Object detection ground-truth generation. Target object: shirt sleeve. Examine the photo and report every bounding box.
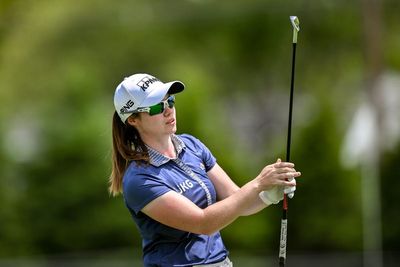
[199,139,216,172]
[123,171,171,214]
[180,134,216,172]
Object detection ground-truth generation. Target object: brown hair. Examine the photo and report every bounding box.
[109,111,149,196]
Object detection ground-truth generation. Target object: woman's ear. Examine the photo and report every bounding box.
[127,116,138,127]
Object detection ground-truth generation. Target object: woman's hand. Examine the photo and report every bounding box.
[256,158,300,191]
[257,158,301,205]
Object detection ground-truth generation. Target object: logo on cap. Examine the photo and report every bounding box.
[120,100,134,114]
[137,76,160,91]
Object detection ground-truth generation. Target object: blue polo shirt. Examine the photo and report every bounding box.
[122,134,229,267]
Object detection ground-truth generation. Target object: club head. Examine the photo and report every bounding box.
[290,16,300,43]
[290,16,300,32]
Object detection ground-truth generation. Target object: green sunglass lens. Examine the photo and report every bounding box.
[149,103,164,115]
[148,96,175,116]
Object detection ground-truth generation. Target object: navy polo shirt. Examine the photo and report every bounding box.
[122,134,229,267]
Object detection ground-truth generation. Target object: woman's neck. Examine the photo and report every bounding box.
[143,134,176,159]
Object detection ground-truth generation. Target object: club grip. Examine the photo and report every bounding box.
[279,219,288,265]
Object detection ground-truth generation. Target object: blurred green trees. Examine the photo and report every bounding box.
[0,0,399,259]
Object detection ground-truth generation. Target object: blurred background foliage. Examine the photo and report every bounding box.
[0,0,399,265]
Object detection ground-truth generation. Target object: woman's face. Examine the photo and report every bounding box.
[127,96,177,140]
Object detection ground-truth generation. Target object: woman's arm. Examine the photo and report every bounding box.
[207,163,268,215]
[206,163,240,200]
[141,161,299,235]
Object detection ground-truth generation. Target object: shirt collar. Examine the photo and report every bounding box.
[146,134,185,167]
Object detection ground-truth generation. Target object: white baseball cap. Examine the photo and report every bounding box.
[114,73,185,122]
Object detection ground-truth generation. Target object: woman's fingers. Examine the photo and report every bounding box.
[277,171,300,181]
[259,160,301,189]
[274,161,295,168]
[274,167,297,174]
[283,180,296,187]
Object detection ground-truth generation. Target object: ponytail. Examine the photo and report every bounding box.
[108,112,149,196]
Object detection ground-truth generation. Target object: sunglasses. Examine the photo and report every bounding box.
[133,95,175,116]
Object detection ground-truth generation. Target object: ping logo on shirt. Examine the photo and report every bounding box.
[199,163,205,171]
[137,76,160,91]
[176,179,194,194]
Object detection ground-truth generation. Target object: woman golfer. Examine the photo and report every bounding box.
[109,73,301,267]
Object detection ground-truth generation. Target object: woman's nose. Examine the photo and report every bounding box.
[163,104,173,116]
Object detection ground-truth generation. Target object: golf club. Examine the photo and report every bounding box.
[279,15,300,267]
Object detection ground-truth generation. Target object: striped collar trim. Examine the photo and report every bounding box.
[146,135,185,167]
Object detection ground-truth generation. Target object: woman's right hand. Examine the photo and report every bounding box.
[255,158,300,192]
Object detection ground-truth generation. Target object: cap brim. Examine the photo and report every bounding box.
[139,80,185,108]
[166,81,185,94]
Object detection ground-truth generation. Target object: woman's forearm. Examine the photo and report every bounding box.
[198,180,263,235]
